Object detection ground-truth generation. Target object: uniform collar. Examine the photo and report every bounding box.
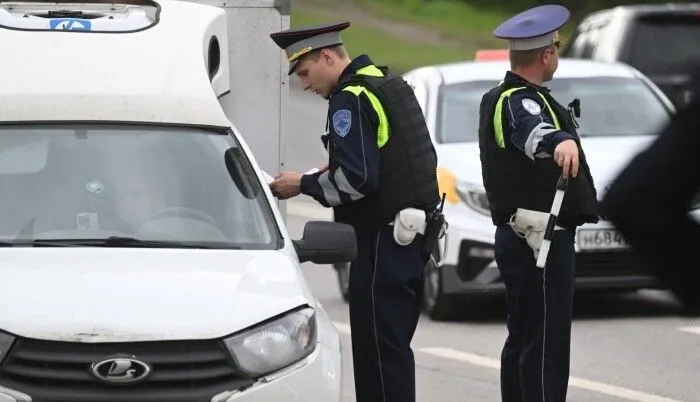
[338,54,374,82]
[504,71,551,93]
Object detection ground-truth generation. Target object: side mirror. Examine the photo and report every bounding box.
[293,221,357,264]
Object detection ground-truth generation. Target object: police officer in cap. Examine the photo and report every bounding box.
[477,5,598,401]
[268,21,443,402]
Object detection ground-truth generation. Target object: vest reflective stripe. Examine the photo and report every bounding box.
[492,86,562,148]
[341,65,390,148]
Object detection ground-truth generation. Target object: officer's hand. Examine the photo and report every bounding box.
[270,171,302,199]
[553,139,579,178]
[318,163,329,173]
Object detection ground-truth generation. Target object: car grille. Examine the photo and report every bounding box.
[0,338,254,402]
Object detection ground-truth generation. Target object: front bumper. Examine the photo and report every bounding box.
[0,343,340,402]
[441,259,661,296]
[0,325,341,402]
[213,343,341,402]
[440,219,662,296]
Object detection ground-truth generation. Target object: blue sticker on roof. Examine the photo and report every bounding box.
[50,19,92,31]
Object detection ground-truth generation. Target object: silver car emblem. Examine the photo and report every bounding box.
[90,354,152,385]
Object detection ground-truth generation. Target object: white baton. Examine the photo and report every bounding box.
[536,174,568,268]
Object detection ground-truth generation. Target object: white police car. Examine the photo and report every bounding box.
[0,1,351,401]
[402,57,683,320]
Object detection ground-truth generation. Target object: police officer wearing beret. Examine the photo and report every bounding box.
[477,5,598,402]
[268,22,443,402]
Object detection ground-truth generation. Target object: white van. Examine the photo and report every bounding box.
[0,1,354,401]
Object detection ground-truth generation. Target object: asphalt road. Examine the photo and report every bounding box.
[279,84,700,402]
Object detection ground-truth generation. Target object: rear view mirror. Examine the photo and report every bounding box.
[293,221,357,264]
[224,147,260,200]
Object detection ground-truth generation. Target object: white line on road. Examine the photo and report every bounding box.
[419,347,682,402]
[417,346,500,370]
[332,321,681,402]
[678,326,700,336]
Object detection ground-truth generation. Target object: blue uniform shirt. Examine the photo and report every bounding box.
[502,71,574,159]
[300,55,380,207]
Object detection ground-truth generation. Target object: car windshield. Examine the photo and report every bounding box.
[628,14,700,75]
[0,124,280,249]
[437,76,672,143]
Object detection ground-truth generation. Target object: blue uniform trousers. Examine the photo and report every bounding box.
[349,225,427,402]
[494,225,576,402]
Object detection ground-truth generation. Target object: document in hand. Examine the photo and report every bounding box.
[262,170,275,185]
[262,168,319,186]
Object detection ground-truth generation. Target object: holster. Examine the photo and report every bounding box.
[392,208,426,246]
[508,208,563,261]
[391,205,448,257]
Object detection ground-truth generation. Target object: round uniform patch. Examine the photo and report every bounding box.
[521,98,542,115]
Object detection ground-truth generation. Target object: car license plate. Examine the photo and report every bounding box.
[576,228,629,251]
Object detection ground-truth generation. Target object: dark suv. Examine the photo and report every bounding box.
[562,3,700,109]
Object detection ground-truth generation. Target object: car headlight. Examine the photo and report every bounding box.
[0,331,15,364]
[455,181,491,216]
[223,307,317,378]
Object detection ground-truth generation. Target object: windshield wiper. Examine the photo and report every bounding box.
[0,239,80,247]
[30,237,234,249]
[0,241,28,247]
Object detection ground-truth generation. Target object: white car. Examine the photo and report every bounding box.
[401,57,683,320]
[0,1,353,401]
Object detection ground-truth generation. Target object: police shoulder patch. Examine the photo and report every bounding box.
[521,98,542,115]
[332,109,352,138]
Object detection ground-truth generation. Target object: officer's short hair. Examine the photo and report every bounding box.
[509,44,555,69]
[303,44,348,63]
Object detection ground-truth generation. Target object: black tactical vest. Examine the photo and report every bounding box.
[478,80,599,228]
[329,67,440,234]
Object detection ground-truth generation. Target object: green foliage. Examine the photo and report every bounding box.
[292,10,477,73]
[357,0,689,23]
[290,0,677,73]
[350,0,578,43]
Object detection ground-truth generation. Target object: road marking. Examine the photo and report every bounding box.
[286,201,332,220]
[678,326,700,336]
[419,347,682,402]
[331,321,681,402]
[417,346,500,370]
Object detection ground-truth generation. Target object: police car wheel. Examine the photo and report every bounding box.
[423,252,459,321]
[335,262,350,303]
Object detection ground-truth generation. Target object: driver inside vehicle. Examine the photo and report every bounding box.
[98,147,173,235]
[104,153,227,242]
[114,171,168,231]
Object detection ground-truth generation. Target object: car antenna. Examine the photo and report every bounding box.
[438,192,446,212]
